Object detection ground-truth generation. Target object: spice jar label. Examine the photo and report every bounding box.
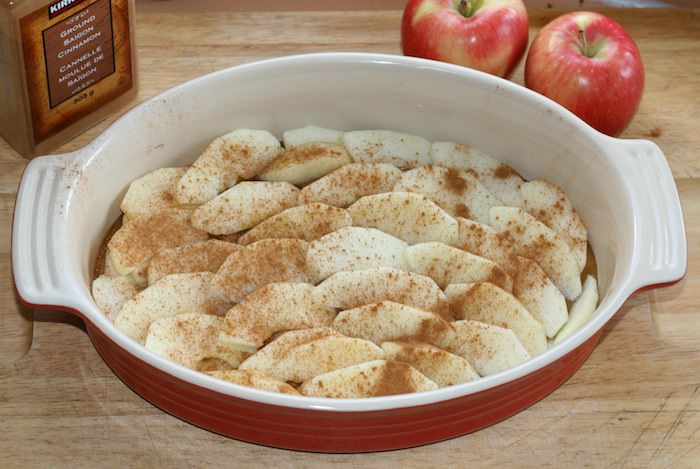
[20,0,133,144]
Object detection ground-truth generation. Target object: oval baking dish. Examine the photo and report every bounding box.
[12,53,687,452]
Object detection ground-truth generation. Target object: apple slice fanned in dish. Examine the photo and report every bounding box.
[176,129,281,205]
[445,282,547,356]
[333,301,454,345]
[405,241,513,292]
[239,204,352,245]
[431,142,524,208]
[144,313,249,369]
[191,181,299,235]
[455,217,518,275]
[147,239,240,285]
[313,267,450,319]
[512,256,569,338]
[218,282,336,352]
[206,370,300,395]
[393,164,503,224]
[306,227,409,283]
[211,238,310,303]
[259,143,351,185]
[120,167,187,221]
[113,272,231,343]
[380,341,480,387]
[348,192,458,245]
[521,179,588,271]
[272,336,384,383]
[299,163,402,208]
[239,327,343,376]
[282,125,344,149]
[553,275,599,346]
[441,320,531,377]
[107,208,209,285]
[490,206,582,300]
[92,274,141,320]
[298,360,438,398]
[342,129,431,169]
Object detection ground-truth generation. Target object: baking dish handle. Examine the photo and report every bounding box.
[615,139,687,293]
[12,154,84,314]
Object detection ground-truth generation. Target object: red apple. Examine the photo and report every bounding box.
[401,0,529,78]
[525,11,644,137]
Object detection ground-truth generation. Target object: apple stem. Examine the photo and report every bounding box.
[458,0,474,18]
[578,29,593,58]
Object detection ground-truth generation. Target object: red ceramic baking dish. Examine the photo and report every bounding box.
[12,53,687,452]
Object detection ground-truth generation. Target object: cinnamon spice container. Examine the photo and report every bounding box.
[0,0,137,158]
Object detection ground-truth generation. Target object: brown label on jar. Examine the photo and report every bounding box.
[20,0,133,144]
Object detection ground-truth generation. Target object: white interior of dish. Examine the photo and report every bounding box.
[52,53,641,411]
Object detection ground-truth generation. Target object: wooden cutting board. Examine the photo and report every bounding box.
[0,8,698,467]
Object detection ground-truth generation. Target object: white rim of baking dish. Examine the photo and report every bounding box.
[12,52,687,412]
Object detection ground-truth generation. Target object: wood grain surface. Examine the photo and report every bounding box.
[1,8,699,467]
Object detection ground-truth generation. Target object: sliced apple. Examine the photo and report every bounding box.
[521,179,588,271]
[298,360,438,398]
[210,238,310,303]
[191,181,299,235]
[405,242,513,292]
[176,129,281,205]
[455,217,518,274]
[107,208,209,284]
[238,203,352,245]
[342,129,431,169]
[259,143,351,185]
[120,167,188,220]
[441,320,531,376]
[333,301,455,345]
[206,369,300,395]
[445,283,547,356]
[113,272,231,343]
[238,327,342,375]
[513,256,568,338]
[306,227,409,283]
[393,164,503,224]
[298,163,402,208]
[218,282,336,352]
[553,276,599,345]
[313,267,450,319]
[91,274,141,320]
[490,206,582,300]
[348,192,458,245]
[147,239,240,285]
[104,252,120,277]
[282,125,344,149]
[273,336,384,383]
[381,341,479,386]
[431,142,524,207]
[145,313,249,368]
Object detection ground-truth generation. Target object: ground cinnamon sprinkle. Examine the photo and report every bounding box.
[466,324,491,361]
[147,240,239,284]
[161,191,175,203]
[444,167,469,195]
[486,266,509,290]
[212,238,310,302]
[371,360,417,396]
[263,143,348,172]
[493,163,519,180]
[299,163,401,207]
[393,316,454,345]
[107,208,208,271]
[455,203,472,219]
